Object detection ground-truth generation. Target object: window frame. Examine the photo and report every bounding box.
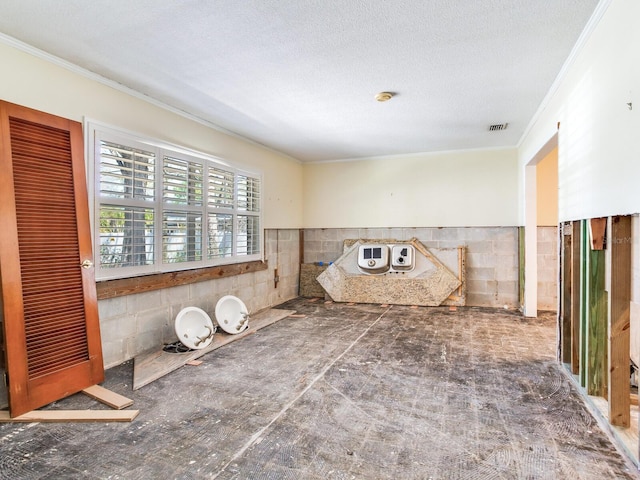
[86,121,263,281]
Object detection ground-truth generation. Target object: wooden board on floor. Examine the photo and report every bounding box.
[82,385,133,410]
[133,308,296,390]
[0,409,139,423]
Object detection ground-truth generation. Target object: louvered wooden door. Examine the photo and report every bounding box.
[0,101,104,417]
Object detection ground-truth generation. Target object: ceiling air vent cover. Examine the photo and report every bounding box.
[489,123,509,131]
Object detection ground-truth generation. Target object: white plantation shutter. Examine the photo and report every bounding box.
[91,124,262,279]
[237,175,260,212]
[163,155,204,206]
[208,166,234,210]
[99,141,155,200]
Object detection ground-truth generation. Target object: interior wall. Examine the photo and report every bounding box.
[302,148,519,228]
[536,147,559,311]
[536,147,559,226]
[519,0,640,222]
[0,40,303,229]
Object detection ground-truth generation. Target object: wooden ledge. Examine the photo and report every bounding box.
[97,260,268,300]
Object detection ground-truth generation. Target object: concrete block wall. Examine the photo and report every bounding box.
[537,226,558,311]
[303,227,520,308]
[98,228,300,368]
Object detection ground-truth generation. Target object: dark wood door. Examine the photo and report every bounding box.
[0,101,104,417]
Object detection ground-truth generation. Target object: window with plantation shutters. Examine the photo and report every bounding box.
[89,123,263,280]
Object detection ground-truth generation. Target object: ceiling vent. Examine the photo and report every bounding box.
[489,123,509,131]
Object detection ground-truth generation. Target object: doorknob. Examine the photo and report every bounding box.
[81,259,94,269]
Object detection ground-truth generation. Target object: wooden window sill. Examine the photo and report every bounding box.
[96,260,268,300]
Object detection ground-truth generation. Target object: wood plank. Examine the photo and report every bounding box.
[561,222,572,364]
[589,217,607,250]
[587,247,607,397]
[96,260,268,300]
[608,215,631,427]
[632,301,640,368]
[82,385,133,410]
[571,221,581,374]
[133,308,296,390]
[0,409,139,423]
[518,226,525,309]
[580,220,588,387]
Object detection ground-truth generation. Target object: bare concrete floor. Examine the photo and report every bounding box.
[1,298,638,479]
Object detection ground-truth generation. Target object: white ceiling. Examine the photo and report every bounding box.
[0,0,600,162]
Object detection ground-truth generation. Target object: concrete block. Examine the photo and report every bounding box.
[137,308,170,335]
[161,284,189,304]
[466,253,493,268]
[388,228,405,240]
[100,315,127,342]
[277,229,298,241]
[431,228,461,241]
[467,293,498,307]
[492,240,517,254]
[467,267,495,281]
[102,339,125,369]
[497,281,518,295]
[495,266,518,282]
[321,240,343,256]
[497,254,518,269]
[98,296,127,320]
[254,280,268,300]
[491,227,518,243]
[466,279,489,294]
[458,228,491,241]
[538,226,558,242]
[358,228,386,239]
[313,229,338,241]
[126,290,163,314]
[537,241,556,255]
[465,240,493,253]
[235,271,256,288]
[404,227,432,242]
[134,330,163,355]
[436,240,466,249]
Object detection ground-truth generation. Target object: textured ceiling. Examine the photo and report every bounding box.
[0,0,600,162]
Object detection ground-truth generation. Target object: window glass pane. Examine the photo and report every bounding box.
[208,166,234,209]
[207,213,233,259]
[237,175,260,212]
[99,141,155,200]
[99,205,154,268]
[162,211,202,263]
[237,215,260,255]
[163,155,203,206]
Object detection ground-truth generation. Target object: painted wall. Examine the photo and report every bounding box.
[536,147,559,226]
[0,39,303,229]
[302,148,519,228]
[519,0,640,222]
